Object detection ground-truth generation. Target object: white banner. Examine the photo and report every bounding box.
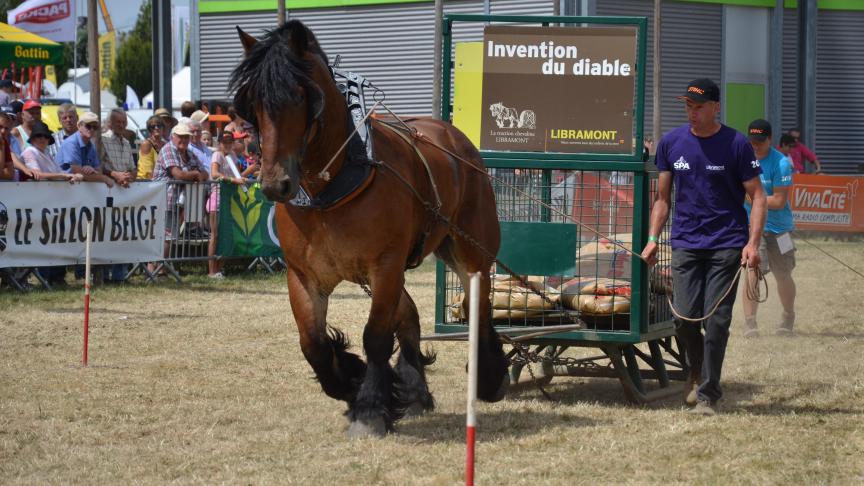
[0,182,166,268]
[7,0,76,43]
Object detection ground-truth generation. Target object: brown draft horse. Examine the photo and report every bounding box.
[230,20,507,437]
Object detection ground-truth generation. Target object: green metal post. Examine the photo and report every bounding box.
[440,16,453,121]
[631,171,649,335]
[541,170,552,223]
[435,260,446,327]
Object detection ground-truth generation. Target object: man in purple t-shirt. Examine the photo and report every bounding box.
[641,78,767,415]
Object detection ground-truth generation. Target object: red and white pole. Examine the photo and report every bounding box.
[466,272,480,486]
[82,220,92,366]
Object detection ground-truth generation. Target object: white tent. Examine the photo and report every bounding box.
[143,66,191,110]
[55,82,118,110]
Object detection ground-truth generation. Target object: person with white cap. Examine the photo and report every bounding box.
[179,116,211,176]
[189,110,212,160]
[56,112,113,187]
[153,122,209,252]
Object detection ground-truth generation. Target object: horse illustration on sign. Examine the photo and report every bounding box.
[489,102,536,129]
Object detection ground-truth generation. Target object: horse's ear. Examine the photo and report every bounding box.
[236,26,257,55]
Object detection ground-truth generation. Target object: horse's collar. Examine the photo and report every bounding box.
[287,156,380,210]
[288,105,378,210]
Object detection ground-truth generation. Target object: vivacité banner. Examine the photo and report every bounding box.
[0,182,166,268]
[480,25,638,155]
[216,182,282,257]
[790,174,864,232]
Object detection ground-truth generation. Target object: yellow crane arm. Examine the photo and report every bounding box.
[98,0,114,32]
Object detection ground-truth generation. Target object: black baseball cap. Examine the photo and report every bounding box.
[748,119,772,141]
[677,78,720,103]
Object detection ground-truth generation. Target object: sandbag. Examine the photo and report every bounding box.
[559,294,631,315]
[576,233,632,279]
[558,276,632,315]
[560,276,631,298]
[450,274,559,320]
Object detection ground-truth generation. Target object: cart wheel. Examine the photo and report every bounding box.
[603,339,688,404]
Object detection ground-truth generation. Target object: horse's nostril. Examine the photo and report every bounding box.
[261,176,297,202]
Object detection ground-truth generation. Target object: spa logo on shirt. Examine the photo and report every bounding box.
[673,156,690,171]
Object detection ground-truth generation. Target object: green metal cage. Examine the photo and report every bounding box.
[433,14,687,402]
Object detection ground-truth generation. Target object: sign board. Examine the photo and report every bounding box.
[479,25,638,155]
[790,174,864,232]
[0,182,166,267]
[98,31,116,90]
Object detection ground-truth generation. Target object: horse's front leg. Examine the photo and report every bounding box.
[288,269,366,404]
[346,268,406,438]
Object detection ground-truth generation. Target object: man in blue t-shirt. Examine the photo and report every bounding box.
[56,111,114,187]
[742,119,797,337]
[641,78,767,415]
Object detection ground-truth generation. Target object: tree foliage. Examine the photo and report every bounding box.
[109,0,152,105]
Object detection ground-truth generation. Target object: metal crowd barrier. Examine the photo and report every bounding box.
[130,180,286,283]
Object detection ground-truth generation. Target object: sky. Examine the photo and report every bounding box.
[75,0,189,34]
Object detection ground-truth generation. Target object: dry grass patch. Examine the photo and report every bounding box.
[1,242,863,484]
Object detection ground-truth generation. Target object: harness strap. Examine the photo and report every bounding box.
[377,120,443,211]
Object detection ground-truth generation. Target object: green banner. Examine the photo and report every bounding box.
[217,182,283,257]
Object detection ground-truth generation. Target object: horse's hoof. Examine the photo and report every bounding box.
[347,417,387,438]
[488,374,510,402]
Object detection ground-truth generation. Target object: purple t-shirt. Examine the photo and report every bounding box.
[656,124,761,250]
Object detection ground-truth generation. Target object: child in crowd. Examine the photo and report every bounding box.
[206,132,247,279]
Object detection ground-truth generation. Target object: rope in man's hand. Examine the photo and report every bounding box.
[666,263,767,323]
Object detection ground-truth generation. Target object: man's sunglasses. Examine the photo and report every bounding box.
[83,123,99,130]
[148,124,164,130]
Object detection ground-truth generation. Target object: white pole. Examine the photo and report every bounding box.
[465,271,480,486]
[82,220,92,366]
[73,10,78,107]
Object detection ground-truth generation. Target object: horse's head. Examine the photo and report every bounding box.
[230,21,336,202]
[489,103,502,117]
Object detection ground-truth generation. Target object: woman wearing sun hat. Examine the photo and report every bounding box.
[22,122,83,183]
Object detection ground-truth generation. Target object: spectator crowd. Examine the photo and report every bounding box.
[0,96,262,289]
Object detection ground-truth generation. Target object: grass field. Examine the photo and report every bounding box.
[1,240,863,485]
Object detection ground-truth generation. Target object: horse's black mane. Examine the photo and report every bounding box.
[229,20,329,124]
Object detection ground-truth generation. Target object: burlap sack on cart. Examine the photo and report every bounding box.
[576,233,632,280]
[558,276,632,315]
[450,274,559,320]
